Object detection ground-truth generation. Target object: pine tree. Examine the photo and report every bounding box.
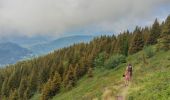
[18,77,27,99]
[157,16,170,51]
[41,79,52,100]
[0,74,4,93]
[1,78,9,97]
[50,72,62,96]
[129,27,144,54]
[146,19,161,45]
[74,63,86,79]
[64,65,76,90]
[142,27,150,44]
[26,70,38,98]
[41,72,61,100]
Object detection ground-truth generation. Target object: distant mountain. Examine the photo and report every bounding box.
[30,35,93,55]
[0,35,54,48]
[0,42,32,66]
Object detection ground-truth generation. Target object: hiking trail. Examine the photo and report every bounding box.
[115,83,130,100]
[101,81,131,100]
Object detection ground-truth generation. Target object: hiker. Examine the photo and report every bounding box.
[124,67,130,86]
[123,64,133,86]
[127,64,133,81]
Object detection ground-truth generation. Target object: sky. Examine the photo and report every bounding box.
[0,0,170,38]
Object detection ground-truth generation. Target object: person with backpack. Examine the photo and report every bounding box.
[127,64,133,81]
[123,64,133,86]
[124,67,130,86]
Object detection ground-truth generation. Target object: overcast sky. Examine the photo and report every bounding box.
[0,0,170,38]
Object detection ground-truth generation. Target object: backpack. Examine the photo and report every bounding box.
[128,66,132,72]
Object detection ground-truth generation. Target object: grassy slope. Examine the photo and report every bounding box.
[31,49,170,100]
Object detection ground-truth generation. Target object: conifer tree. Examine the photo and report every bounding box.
[142,27,150,44]
[114,33,130,56]
[129,27,144,54]
[0,74,4,92]
[146,19,161,45]
[41,79,52,100]
[64,65,76,90]
[1,78,8,97]
[18,77,27,99]
[157,16,170,51]
[26,70,38,98]
[41,72,61,100]
[50,72,62,96]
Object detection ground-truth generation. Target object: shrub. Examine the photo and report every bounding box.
[104,54,126,69]
[144,46,155,58]
[94,52,106,68]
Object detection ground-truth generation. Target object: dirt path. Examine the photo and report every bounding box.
[115,83,130,100]
[101,82,130,100]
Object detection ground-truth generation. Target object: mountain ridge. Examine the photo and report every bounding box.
[0,42,32,66]
[29,35,93,55]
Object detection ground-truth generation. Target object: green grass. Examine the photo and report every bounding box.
[31,48,170,100]
[52,65,125,100]
[128,50,170,100]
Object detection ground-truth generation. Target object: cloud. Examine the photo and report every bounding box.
[0,0,170,37]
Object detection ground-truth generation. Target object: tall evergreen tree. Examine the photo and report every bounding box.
[129,27,144,54]
[1,78,8,97]
[157,16,170,51]
[41,72,61,100]
[18,77,27,99]
[142,27,150,44]
[63,65,76,90]
[146,19,161,45]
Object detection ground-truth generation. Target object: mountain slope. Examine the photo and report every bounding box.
[31,47,169,100]
[0,42,32,66]
[0,16,169,100]
[30,46,170,100]
[30,35,93,55]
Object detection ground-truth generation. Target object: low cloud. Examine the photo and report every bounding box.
[0,0,170,37]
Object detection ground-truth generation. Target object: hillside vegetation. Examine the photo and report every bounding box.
[31,47,170,100]
[0,16,169,100]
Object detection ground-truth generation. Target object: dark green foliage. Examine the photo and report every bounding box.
[94,52,106,68]
[104,54,126,69]
[1,78,8,97]
[63,65,77,90]
[114,31,130,56]
[41,72,61,100]
[18,77,27,99]
[157,16,170,51]
[74,63,87,79]
[146,19,161,45]
[144,46,155,58]
[0,73,4,93]
[129,27,145,54]
[142,27,150,44]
